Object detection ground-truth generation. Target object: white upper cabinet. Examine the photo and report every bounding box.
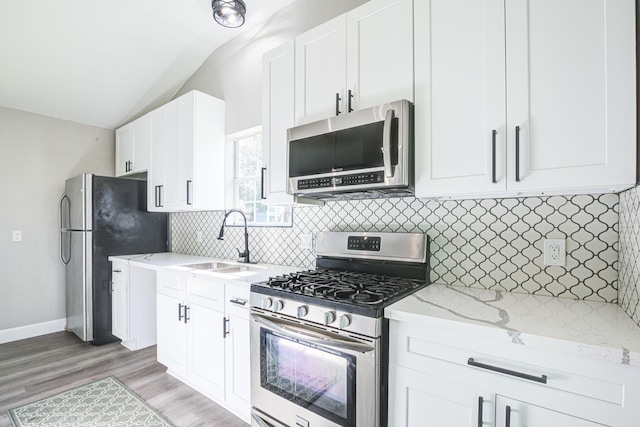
[294,0,414,125]
[148,90,226,212]
[415,0,637,199]
[262,41,297,204]
[115,115,151,176]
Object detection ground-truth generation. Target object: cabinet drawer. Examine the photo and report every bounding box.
[390,321,626,407]
[225,284,250,320]
[111,260,129,282]
[158,268,187,299]
[187,274,225,312]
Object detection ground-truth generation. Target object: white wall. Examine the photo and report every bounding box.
[176,0,369,134]
[0,107,114,335]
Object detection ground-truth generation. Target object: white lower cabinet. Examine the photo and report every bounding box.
[110,260,157,351]
[389,320,639,426]
[156,269,250,422]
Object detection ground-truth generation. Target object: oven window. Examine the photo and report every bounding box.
[260,328,356,427]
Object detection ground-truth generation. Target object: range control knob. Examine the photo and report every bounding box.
[273,299,285,312]
[262,297,273,310]
[339,314,352,329]
[324,311,336,325]
[297,305,309,318]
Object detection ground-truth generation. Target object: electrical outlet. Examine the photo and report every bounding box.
[195,231,203,243]
[543,238,566,266]
[300,233,313,250]
[12,230,22,242]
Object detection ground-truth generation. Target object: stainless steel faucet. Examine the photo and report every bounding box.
[217,209,250,264]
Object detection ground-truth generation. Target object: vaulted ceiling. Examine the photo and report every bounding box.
[0,0,296,129]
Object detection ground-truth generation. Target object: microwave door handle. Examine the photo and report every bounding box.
[382,108,395,178]
[252,314,374,353]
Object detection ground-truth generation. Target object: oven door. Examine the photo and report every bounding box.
[250,311,379,427]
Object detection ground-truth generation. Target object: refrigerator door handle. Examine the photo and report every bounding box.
[60,195,71,265]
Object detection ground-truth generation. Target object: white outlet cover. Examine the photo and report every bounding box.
[543,238,566,266]
[300,234,313,250]
[12,230,22,242]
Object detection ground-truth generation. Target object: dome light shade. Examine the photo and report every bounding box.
[212,0,246,28]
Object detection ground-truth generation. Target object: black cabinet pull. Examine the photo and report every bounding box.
[178,303,184,321]
[515,126,521,182]
[467,358,547,384]
[260,167,267,200]
[184,305,190,324]
[491,130,497,184]
[230,298,247,306]
[186,180,192,205]
[158,185,164,207]
[348,89,354,113]
[335,92,342,116]
[223,317,230,338]
[154,185,160,207]
[477,396,483,427]
[505,405,511,427]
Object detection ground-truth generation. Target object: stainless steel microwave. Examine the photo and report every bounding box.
[286,99,414,200]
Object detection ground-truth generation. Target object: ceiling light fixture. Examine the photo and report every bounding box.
[212,0,246,28]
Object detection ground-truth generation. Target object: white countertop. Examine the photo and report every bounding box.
[385,284,640,367]
[109,252,303,285]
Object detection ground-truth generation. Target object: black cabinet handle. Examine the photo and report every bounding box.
[505,405,511,427]
[260,167,267,200]
[477,396,483,427]
[186,180,192,205]
[348,89,353,113]
[230,298,247,306]
[467,358,547,384]
[178,303,184,322]
[158,185,164,207]
[184,305,190,324]
[335,92,342,116]
[515,126,521,182]
[491,130,497,184]
[223,317,230,338]
[154,185,160,207]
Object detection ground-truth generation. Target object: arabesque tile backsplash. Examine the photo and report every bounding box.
[172,193,626,304]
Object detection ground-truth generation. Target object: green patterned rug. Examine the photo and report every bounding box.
[7,376,175,427]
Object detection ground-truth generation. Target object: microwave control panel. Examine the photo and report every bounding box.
[297,171,384,190]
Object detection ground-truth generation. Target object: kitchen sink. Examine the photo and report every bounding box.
[184,261,238,270]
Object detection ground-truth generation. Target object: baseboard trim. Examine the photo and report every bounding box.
[0,318,66,344]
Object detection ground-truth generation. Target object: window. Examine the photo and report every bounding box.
[226,127,292,227]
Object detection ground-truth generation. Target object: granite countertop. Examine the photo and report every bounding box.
[385,284,640,367]
[108,252,303,285]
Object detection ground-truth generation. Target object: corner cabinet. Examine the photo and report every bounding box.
[414,0,637,199]
[294,0,414,125]
[115,115,151,176]
[156,269,251,423]
[147,90,226,212]
[389,320,640,426]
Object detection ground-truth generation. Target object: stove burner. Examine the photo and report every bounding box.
[262,269,424,306]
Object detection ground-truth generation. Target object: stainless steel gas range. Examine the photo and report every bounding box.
[250,231,429,427]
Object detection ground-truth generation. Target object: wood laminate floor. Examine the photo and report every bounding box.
[0,331,248,427]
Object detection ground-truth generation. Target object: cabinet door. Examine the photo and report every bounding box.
[162,100,181,211]
[294,15,347,125]
[262,41,296,204]
[346,0,414,111]
[111,279,128,340]
[115,124,133,177]
[148,107,166,212]
[224,313,251,419]
[157,294,187,378]
[415,0,507,198]
[177,94,195,209]
[188,303,225,402]
[390,365,494,427]
[505,0,636,193]
[496,396,608,427]
[132,116,151,173]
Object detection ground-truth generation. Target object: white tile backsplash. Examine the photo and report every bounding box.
[172,193,622,306]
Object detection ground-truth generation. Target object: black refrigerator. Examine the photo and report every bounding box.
[60,174,168,345]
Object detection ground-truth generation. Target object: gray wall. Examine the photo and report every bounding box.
[176,0,368,134]
[0,107,114,332]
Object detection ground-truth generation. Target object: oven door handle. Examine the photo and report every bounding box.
[253,314,375,353]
